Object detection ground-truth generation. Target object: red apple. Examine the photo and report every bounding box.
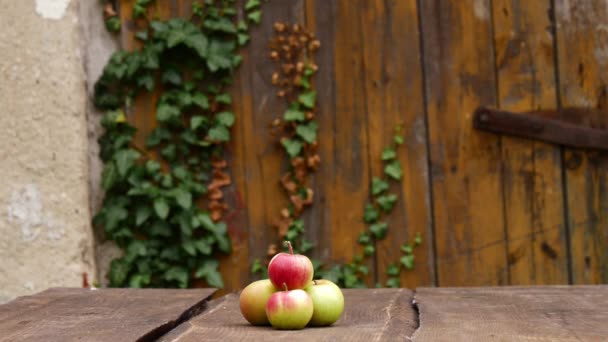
[268,241,313,290]
[305,279,344,326]
[265,285,313,330]
[239,279,276,325]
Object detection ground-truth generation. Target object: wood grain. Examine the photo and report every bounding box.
[491,0,568,285]
[302,0,336,262]
[412,286,608,341]
[359,0,434,287]
[236,0,305,271]
[328,0,375,285]
[555,0,608,284]
[420,0,507,286]
[0,288,216,342]
[160,288,417,341]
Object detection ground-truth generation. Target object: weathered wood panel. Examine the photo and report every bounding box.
[555,0,608,284]
[0,288,216,342]
[109,0,608,291]
[359,0,434,288]
[491,0,568,284]
[420,0,507,286]
[160,288,417,341]
[412,286,608,341]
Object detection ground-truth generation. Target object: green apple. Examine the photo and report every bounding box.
[265,287,313,330]
[239,279,277,325]
[305,279,344,326]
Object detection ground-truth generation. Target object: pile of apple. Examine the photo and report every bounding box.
[239,241,344,330]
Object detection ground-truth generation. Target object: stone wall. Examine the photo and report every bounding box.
[0,0,114,303]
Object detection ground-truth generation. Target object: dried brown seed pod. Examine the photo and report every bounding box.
[277,90,286,97]
[270,50,279,60]
[296,62,304,73]
[271,72,280,84]
[309,40,321,51]
[305,111,315,120]
[273,22,286,32]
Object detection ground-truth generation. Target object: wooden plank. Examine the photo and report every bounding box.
[490,0,568,285]
[160,288,417,341]
[326,0,375,285]
[412,286,608,341]
[0,287,216,342]
[420,0,507,285]
[555,0,608,284]
[219,0,253,294]
[359,0,434,287]
[237,0,305,272]
[301,0,336,262]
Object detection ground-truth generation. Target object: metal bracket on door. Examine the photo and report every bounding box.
[473,106,608,150]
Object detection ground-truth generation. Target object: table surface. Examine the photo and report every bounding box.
[1,286,607,341]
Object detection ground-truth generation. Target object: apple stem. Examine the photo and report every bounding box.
[284,241,294,255]
[282,283,288,291]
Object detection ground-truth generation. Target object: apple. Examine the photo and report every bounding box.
[239,279,277,325]
[265,285,313,330]
[305,279,344,326]
[268,241,314,290]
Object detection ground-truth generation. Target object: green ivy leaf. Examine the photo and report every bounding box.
[300,239,314,253]
[192,93,209,109]
[369,222,388,239]
[216,111,235,127]
[108,259,129,286]
[105,17,121,33]
[400,254,415,270]
[182,240,197,256]
[174,188,192,209]
[281,139,303,158]
[414,232,423,246]
[401,243,413,254]
[386,277,400,288]
[149,222,171,237]
[195,260,224,288]
[215,93,232,104]
[194,239,212,255]
[298,91,316,109]
[157,104,180,122]
[129,274,151,288]
[364,244,375,256]
[371,177,389,196]
[384,160,403,180]
[115,149,140,177]
[284,106,305,122]
[135,30,148,41]
[153,198,170,219]
[206,40,236,71]
[204,17,237,33]
[376,194,398,212]
[247,10,262,24]
[135,206,151,226]
[296,121,318,143]
[184,33,208,58]
[164,266,189,288]
[386,263,400,276]
[101,163,118,191]
[245,0,260,10]
[394,135,404,145]
[363,204,380,223]
[213,222,231,253]
[238,33,249,46]
[358,265,369,275]
[358,232,371,245]
[190,116,207,130]
[162,69,182,85]
[167,30,187,48]
[208,125,230,142]
[381,148,396,161]
[237,21,248,31]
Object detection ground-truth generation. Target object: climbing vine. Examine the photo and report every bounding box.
[323,127,423,288]
[267,22,320,257]
[257,21,422,288]
[94,0,262,288]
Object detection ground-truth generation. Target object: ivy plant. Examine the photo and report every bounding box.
[94,0,261,288]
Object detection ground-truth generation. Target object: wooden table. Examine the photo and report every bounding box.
[1,286,607,341]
